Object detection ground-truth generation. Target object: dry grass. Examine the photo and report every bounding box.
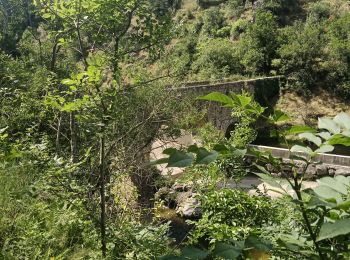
[276,88,350,126]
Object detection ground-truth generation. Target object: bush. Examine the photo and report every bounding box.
[191,38,242,79]
[189,189,276,245]
[202,7,228,37]
[237,11,279,75]
[277,21,325,91]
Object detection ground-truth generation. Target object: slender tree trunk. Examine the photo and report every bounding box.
[99,134,107,257]
[70,112,77,162]
[56,112,62,155]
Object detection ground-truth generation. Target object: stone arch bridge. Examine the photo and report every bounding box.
[175,76,282,137]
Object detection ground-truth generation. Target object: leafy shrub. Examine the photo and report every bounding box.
[277,21,325,91]
[191,38,242,79]
[237,11,279,75]
[202,7,228,37]
[188,189,276,245]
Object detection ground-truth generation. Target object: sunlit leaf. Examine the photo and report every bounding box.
[298,133,322,146]
[317,132,331,140]
[270,110,290,123]
[334,112,350,130]
[314,145,334,154]
[197,92,233,107]
[328,134,350,146]
[290,145,313,155]
[286,126,316,135]
[318,117,340,134]
[317,219,350,241]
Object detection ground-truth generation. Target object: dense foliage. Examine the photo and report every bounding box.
[159,0,350,98]
[1,0,350,259]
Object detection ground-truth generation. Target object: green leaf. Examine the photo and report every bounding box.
[245,236,273,252]
[167,151,193,168]
[286,125,316,135]
[197,92,233,106]
[318,117,340,134]
[163,148,177,155]
[317,177,349,195]
[314,145,334,154]
[307,195,336,209]
[232,148,247,157]
[334,113,350,130]
[317,219,350,241]
[188,144,199,153]
[290,145,313,155]
[150,158,169,165]
[213,243,242,260]
[195,148,219,165]
[61,79,76,85]
[317,132,331,140]
[255,173,288,193]
[270,110,290,123]
[213,144,229,153]
[298,133,322,146]
[328,134,350,146]
[235,94,251,107]
[181,247,208,259]
[313,185,342,202]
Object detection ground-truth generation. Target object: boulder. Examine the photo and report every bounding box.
[176,195,201,218]
[316,164,329,177]
[335,167,350,177]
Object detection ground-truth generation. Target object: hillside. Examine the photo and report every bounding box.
[155,0,350,102]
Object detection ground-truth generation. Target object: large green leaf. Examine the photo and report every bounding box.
[286,125,316,135]
[213,243,242,260]
[317,177,349,195]
[318,117,340,134]
[234,94,252,107]
[317,219,350,241]
[197,92,233,106]
[167,151,193,168]
[150,158,169,165]
[298,133,322,146]
[314,145,334,154]
[317,132,331,140]
[195,148,219,165]
[334,113,350,130]
[328,134,350,146]
[245,236,273,252]
[270,110,290,123]
[313,185,342,202]
[290,145,313,155]
[181,247,208,259]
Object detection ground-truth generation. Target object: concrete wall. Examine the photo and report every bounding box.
[249,144,350,167]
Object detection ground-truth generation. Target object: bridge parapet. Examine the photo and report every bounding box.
[175,76,282,133]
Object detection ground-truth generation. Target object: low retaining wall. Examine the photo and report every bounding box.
[249,144,350,167]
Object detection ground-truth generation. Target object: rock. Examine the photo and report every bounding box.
[316,164,329,177]
[172,183,191,192]
[305,164,317,179]
[328,167,336,176]
[176,195,201,218]
[335,167,350,177]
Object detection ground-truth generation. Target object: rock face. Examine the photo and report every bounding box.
[155,184,201,218]
[265,159,350,180]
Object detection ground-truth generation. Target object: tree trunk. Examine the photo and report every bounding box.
[99,134,107,257]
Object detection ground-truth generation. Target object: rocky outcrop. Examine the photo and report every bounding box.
[155,184,201,218]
